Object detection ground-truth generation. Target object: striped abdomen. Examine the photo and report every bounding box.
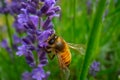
[60,44,71,67]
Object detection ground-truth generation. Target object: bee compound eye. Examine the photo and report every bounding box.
[48,39,55,45]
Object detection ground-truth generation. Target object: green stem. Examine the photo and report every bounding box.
[5,14,19,79]
[5,14,13,47]
[80,0,107,80]
[72,0,76,41]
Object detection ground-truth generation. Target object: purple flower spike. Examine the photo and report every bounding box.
[89,61,100,76]
[1,0,61,79]
[13,0,61,79]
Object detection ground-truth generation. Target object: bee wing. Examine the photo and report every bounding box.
[57,54,70,80]
[67,43,86,55]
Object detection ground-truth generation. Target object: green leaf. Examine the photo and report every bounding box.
[80,0,107,80]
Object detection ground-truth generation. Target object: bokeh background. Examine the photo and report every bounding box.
[0,0,120,80]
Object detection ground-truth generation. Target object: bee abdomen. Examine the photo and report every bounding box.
[65,59,71,67]
[60,49,71,67]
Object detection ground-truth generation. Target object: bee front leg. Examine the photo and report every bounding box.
[48,54,55,60]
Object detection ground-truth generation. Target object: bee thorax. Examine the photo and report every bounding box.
[55,41,65,52]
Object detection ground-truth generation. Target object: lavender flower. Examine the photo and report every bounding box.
[89,61,100,76]
[1,0,60,80]
[14,0,61,80]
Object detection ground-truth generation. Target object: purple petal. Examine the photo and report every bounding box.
[51,6,61,12]
[16,51,24,56]
[30,15,39,27]
[25,51,36,67]
[42,17,52,29]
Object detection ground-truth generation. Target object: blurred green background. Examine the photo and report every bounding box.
[0,0,120,80]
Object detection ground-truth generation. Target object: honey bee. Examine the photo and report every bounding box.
[44,34,85,80]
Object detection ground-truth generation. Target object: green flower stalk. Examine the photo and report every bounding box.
[5,14,13,48]
[80,0,107,80]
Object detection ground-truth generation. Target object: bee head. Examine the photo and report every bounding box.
[48,34,58,45]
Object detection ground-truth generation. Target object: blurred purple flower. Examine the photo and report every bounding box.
[20,0,39,14]
[0,0,24,14]
[32,67,50,80]
[0,39,12,53]
[89,61,100,76]
[13,34,21,44]
[0,39,13,58]
[22,71,33,80]
[12,34,21,50]
[0,39,9,49]
[86,0,92,14]
[13,19,26,33]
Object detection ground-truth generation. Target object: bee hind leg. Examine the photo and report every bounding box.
[62,66,70,80]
